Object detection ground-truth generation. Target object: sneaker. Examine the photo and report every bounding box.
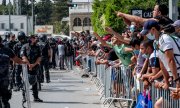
[34,98,43,102]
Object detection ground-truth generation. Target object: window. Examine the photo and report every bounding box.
[83,17,91,26]
[73,18,81,26]
[10,23,14,29]
[1,23,5,29]
[20,23,24,29]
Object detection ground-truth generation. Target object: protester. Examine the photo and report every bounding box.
[57,40,65,70]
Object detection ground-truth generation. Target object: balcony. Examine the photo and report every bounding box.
[69,8,93,14]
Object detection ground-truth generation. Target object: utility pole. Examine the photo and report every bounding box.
[88,0,90,31]
[26,0,29,35]
[9,0,11,32]
[169,0,178,21]
[32,0,34,34]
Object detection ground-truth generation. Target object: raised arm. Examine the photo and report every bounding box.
[93,32,110,47]
[105,27,130,45]
[116,11,148,25]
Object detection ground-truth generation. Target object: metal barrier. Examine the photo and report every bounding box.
[93,64,134,108]
[83,56,180,108]
[150,82,180,108]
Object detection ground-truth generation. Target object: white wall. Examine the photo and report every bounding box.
[0,15,33,35]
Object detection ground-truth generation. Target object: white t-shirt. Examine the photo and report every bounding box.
[58,44,65,56]
[158,34,180,75]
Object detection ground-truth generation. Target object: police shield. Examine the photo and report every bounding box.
[22,64,31,108]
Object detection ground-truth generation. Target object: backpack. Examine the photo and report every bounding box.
[158,34,180,70]
[0,53,10,80]
[170,35,180,70]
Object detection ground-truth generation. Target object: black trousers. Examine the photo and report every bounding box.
[0,80,11,108]
[22,76,38,100]
[40,58,50,82]
[15,65,22,87]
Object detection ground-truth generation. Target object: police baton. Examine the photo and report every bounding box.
[22,64,31,108]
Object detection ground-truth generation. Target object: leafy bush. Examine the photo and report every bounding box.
[92,0,156,36]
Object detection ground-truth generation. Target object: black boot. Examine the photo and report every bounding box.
[34,97,43,102]
[2,101,10,108]
[46,71,50,83]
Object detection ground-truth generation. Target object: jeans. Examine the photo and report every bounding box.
[59,55,65,69]
[65,56,73,70]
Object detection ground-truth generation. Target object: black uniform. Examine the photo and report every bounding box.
[49,41,57,69]
[20,43,41,99]
[0,44,16,108]
[38,41,51,83]
[6,40,17,50]
[13,42,25,89]
[3,40,18,90]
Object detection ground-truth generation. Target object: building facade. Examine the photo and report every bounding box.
[69,0,93,35]
[0,15,33,36]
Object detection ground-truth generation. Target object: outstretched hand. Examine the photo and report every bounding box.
[93,32,98,36]
[115,11,124,17]
[105,27,114,34]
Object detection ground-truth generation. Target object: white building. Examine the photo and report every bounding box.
[69,0,93,35]
[0,15,33,36]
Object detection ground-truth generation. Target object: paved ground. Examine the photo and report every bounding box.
[10,67,102,108]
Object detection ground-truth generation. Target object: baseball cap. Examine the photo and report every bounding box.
[102,34,112,41]
[140,20,160,35]
[172,20,180,27]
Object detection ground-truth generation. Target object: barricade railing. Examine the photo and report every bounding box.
[150,81,180,108]
[83,55,180,108]
[94,64,134,108]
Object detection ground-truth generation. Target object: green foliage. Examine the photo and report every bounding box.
[2,0,6,6]
[53,21,69,36]
[92,0,156,35]
[35,0,53,25]
[53,21,61,34]
[51,0,69,22]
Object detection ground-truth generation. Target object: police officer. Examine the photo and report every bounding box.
[6,34,18,90]
[38,34,51,83]
[2,32,11,46]
[21,35,43,102]
[7,34,17,49]
[49,38,57,69]
[0,36,25,108]
[13,31,27,91]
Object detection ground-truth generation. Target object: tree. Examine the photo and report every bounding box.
[21,0,30,15]
[92,0,156,35]
[2,0,6,6]
[35,0,53,25]
[51,0,69,22]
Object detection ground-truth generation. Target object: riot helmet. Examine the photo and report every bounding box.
[4,32,11,39]
[39,34,47,42]
[17,31,26,41]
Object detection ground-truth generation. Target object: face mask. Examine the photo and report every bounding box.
[142,54,149,59]
[146,33,155,40]
[130,25,135,33]
[133,50,140,55]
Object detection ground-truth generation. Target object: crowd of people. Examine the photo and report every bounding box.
[71,4,180,108]
[0,3,180,108]
[0,30,88,107]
